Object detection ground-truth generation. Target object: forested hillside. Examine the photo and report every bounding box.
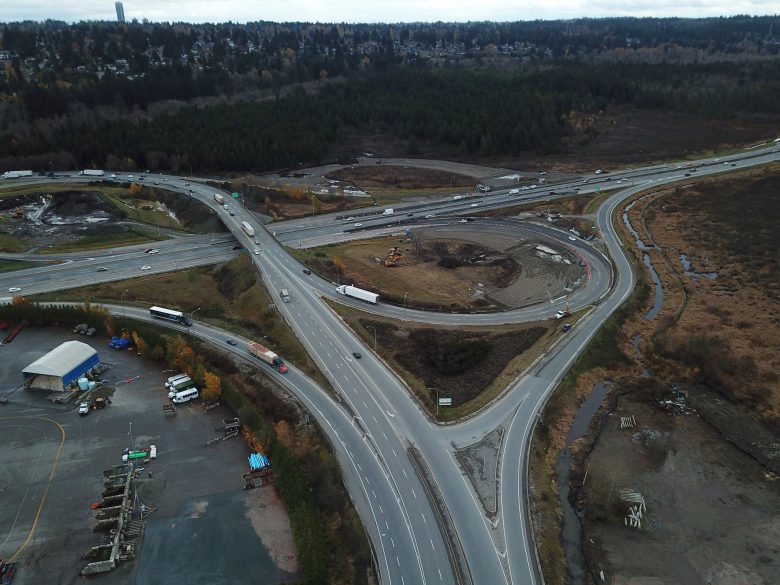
[1,16,779,172]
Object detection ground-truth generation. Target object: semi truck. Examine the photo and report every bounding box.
[241,221,255,237]
[2,170,33,179]
[214,193,225,204]
[248,341,288,373]
[335,285,379,304]
[80,169,104,176]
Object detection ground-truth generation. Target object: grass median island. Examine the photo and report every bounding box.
[0,259,39,272]
[37,226,166,253]
[327,299,564,420]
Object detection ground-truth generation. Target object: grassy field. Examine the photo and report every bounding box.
[32,255,328,386]
[37,227,167,253]
[324,299,588,420]
[0,232,30,252]
[0,259,39,272]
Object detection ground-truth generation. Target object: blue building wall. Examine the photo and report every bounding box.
[61,352,100,387]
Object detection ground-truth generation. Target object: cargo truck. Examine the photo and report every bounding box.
[279,289,291,303]
[241,221,255,237]
[248,341,288,373]
[335,285,379,304]
[214,193,225,204]
[382,208,395,215]
[2,170,33,179]
[80,169,104,176]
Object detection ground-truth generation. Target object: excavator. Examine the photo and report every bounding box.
[384,246,404,267]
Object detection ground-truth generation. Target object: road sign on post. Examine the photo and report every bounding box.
[231,192,240,198]
[438,397,452,407]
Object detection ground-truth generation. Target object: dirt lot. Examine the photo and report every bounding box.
[297,226,583,311]
[579,383,779,585]
[332,108,780,174]
[326,165,474,192]
[565,166,780,585]
[0,184,222,252]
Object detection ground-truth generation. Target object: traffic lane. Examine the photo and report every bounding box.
[0,251,239,296]
[259,255,456,583]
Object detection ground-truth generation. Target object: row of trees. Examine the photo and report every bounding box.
[0,300,369,583]
[3,61,778,172]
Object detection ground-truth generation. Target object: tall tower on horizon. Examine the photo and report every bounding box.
[115,1,126,23]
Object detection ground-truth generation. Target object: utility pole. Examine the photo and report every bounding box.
[121,289,129,317]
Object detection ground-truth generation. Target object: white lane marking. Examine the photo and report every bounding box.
[430,538,435,550]
[396,556,400,567]
[401,468,407,478]
[392,448,398,458]
[438,568,443,581]
[422,514,427,524]
[391,537,395,548]
[412,488,417,499]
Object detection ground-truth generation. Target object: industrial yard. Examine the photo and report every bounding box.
[0,326,297,585]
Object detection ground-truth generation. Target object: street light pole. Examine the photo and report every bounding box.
[190,307,201,334]
[367,326,376,351]
[404,291,408,308]
[121,289,129,317]
[430,387,440,415]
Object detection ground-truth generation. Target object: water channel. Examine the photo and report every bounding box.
[555,381,612,585]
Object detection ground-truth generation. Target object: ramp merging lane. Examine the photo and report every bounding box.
[1,142,778,584]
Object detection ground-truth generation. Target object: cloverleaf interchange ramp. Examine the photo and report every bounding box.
[1,141,779,584]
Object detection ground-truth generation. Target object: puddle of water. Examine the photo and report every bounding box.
[555,381,612,585]
[643,254,664,320]
[679,254,717,280]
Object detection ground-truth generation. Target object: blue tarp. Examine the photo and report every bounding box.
[248,453,270,470]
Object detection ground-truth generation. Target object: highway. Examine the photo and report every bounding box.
[1,139,778,584]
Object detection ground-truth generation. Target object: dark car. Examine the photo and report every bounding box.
[231,244,242,250]
[352,352,361,359]
[226,339,237,346]
[97,267,108,272]
[302,268,312,275]
[562,324,573,333]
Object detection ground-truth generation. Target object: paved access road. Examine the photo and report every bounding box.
[2,139,778,585]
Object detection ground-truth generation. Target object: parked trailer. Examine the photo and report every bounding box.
[248,341,288,373]
[2,170,33,179]
[241,221,255,237]
[80,169,104,176]
[214,193,225,204]
[335,285,379,304]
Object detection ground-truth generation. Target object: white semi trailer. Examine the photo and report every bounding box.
[335,285,379,304]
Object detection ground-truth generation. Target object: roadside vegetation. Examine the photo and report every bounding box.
[2,298,370,584]
[0,259,38,272]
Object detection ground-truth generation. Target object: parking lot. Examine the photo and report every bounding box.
[0,326,298,584]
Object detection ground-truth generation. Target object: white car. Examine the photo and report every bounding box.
[78,401,91,415]
[254,249,260,255]
[147,249,159,254]
[141,265,152,270]
[425,214,435,219]
[509,188,519,194]
[354,223,363,228]
[568,236,577,241]
[346,216,355,221]
[459,219,468,223]
[8,287,21,293]
[470,203,479,207]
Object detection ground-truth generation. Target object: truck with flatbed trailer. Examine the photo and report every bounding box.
[2,170,33,179]
[80,169,104,176]
[214,193,225,204]
[248,341,288,373]
[336,284,379,304]
[241,221,255,237]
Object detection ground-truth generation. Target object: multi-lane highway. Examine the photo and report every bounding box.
[1,138,778,584]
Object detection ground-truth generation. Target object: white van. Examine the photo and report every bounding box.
[165,374,188,388]
[172,388,199,404]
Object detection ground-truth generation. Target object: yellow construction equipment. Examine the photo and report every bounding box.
[384,246,404,267]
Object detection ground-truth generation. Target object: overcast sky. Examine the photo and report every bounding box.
[1,0,777,24]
